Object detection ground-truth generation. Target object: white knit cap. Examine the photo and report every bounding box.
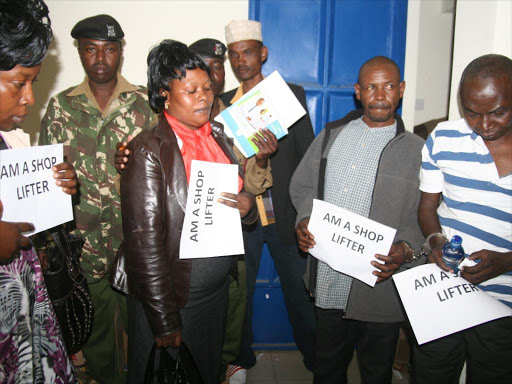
[225,20,262,45]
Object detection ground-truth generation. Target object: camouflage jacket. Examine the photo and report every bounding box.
[39,74,156,281]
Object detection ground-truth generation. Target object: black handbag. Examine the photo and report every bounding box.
[42,227,93,355]
[144,342,203,384]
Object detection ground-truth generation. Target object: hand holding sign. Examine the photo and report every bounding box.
[393,263,511,344]
[0,200,34,262]
[373,242,408,283]
[0,144,73,234]
[306,199,397,287]
[53,161,78,195]
[461,249,512,285]
[296,217,316,253]
[218,191,254,218]
[180,160,244,259]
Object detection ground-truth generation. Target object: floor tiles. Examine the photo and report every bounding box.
[245,350,410,383]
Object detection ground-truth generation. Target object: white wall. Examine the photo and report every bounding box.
[448,0,512,120]
[403,0,455,132]
[23,0,249,142]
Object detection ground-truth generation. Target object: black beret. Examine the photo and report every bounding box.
[71,14,124,41]
[189,38,226,59]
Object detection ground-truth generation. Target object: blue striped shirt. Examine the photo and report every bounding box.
[420,119,512,308]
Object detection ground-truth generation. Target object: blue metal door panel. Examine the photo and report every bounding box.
[329,0,405,85]
[255,0,326,84]
[305,91,324,135]
[252,246,295,347]
[249,0,408,347]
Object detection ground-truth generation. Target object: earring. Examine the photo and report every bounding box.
[164,102,169,110]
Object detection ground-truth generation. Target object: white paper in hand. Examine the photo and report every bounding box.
[307,199,396,287]
[180,160,244,259]
[393,263,512,344]
[0,144,73,234]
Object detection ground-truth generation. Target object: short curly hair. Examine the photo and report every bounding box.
[0,0,53,71]
[459,54,512,102]
[147,39,210,113]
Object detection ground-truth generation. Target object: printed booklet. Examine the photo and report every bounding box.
[215,71,306,158]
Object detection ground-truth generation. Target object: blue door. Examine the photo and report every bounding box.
[249,0,408,348]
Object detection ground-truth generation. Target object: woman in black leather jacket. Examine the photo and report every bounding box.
[111,40,257,383]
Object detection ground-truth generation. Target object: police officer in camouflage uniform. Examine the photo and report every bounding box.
[39,14,155,384]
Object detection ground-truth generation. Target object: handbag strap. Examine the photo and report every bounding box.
[50,227,79,271]
[144,343,157,384]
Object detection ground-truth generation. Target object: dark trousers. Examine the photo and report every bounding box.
[314,308,400,384]
[414,316,512,384]
[82,276,127,384]
[127,284,229,384]
[219,260,247,382]
[234,221,316,370]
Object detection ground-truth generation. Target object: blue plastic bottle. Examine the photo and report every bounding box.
[442,235,465,273]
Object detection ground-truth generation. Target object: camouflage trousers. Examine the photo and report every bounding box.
[82,276,128,384]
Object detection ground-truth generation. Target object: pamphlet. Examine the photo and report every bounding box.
[216,71,306,158]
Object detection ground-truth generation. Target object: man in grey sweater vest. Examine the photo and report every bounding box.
[289,56,425,384]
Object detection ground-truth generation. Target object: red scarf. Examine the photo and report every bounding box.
[164,112,243,192]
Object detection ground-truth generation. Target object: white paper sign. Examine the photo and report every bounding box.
[0,144,73,234]
[180,160,244,259]
[393,263,512,344]
[307,199,397,287]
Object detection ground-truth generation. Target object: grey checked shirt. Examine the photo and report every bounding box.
[315,117,396,309]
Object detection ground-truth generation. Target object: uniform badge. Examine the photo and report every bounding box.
[106,24,116,38]
[214,43,223,56]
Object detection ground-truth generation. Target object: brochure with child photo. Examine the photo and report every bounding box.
[215,71,306,158]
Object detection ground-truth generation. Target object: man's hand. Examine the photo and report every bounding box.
[155,330,182,349]
[115,135,133,173]
[296,218,315,253]
[427,236,452,272]
[0,200,34,262]
[218,192,254,218]
[252,129,278,169]
[53,162,78,195]
[461,250,512,284]
[372,242,407,283]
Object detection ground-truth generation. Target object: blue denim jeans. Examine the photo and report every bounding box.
[234,220,316,370]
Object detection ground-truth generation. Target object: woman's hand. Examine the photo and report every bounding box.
[114,135,133,173]
[0,200,34,262]
[155,330,182,349]
[53,162,78,195]
[218,192,254,218]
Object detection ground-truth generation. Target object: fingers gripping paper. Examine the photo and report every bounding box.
[179,160,244,259]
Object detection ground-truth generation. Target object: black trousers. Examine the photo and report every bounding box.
[126,284,229,384]
[234,221,316,371]
[414,316,512,384]
[314,308,400,384]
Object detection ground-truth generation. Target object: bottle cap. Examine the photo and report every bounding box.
[451,235,462,246]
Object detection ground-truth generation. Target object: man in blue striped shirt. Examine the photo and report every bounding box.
[415,54,512,384]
